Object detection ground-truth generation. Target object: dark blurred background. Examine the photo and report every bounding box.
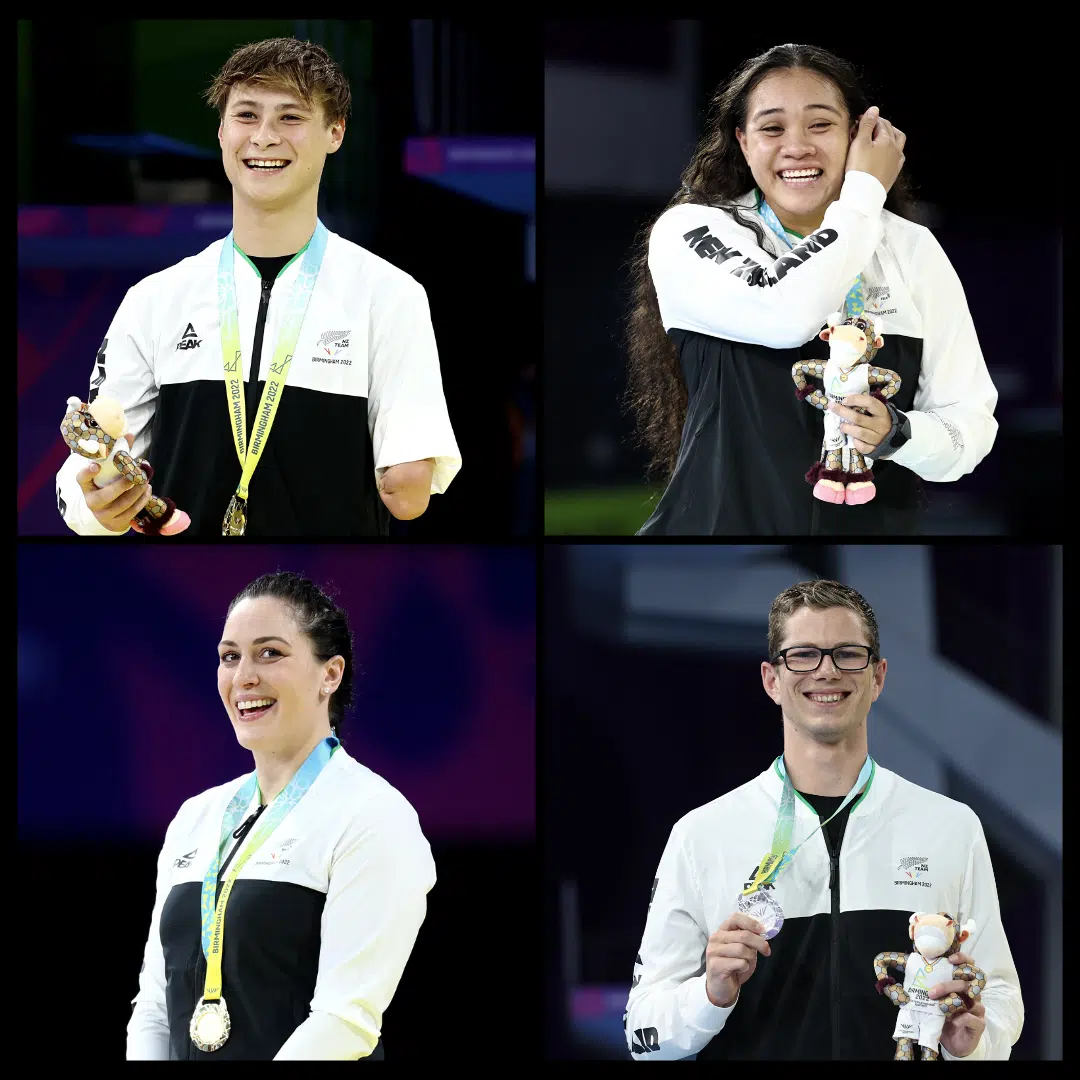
[18,19,536,537]
[18,543,535,1060]
[543,22,1063,535]
[543,543,1061,1059]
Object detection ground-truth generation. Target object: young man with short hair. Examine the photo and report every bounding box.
[626,580,1023,1060]
[57,37,460,537]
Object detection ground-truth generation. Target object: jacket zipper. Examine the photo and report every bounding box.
[819,812,844,1059]
[247,275,276,408]
[189,803,265,1058]
[828,844,840,1057]
[217,803,266,889]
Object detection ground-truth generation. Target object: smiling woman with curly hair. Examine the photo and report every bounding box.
[624,44,998,536]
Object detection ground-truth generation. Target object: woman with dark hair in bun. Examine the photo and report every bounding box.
[127,571,433,1060]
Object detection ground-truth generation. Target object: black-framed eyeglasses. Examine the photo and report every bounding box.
[772,645,876,672]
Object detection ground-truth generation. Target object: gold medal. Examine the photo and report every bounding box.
[222,494,247,537]
[190,996,231,1052]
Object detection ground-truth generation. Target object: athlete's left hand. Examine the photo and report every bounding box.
[827,393,892,456]
[931,952,987,1058]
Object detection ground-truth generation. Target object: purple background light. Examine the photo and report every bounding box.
[18,544,535,843]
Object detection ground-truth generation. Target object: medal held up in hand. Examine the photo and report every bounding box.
[737,850,788,939]
[737,887,785,940]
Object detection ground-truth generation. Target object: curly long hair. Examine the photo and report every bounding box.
[624,44,919,481]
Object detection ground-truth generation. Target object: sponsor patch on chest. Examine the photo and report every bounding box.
[312,328,352,366]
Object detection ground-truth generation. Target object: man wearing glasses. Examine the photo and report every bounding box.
[625,580,1023,1061]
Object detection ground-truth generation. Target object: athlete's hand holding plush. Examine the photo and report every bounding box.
[792,312,901,506]
[873,911,988,1060]
[62,396,190,535]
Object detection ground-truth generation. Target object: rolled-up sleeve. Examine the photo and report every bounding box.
[367,276,462,495]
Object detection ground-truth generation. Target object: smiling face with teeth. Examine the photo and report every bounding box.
[217,595,343,764]
[761,605,887,790]
[217,82,345,255]
[735,68,857,238]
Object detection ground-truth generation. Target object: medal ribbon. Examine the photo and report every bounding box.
[756,190,865,319]
[742,753,874,896]
[198,735,339,1001]
[218,220,329,503]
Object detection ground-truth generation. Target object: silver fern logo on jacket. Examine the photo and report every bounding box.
[895,856,931,886]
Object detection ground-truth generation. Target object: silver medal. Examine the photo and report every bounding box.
[737,889,785,939]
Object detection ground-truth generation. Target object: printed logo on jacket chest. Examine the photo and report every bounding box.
[896,855,932,887]
[253,836,300,867]
[311,329,351,366]
[175,322,202,351]
[862,284,897,317]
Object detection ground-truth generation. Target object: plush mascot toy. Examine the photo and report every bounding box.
[60,396,189,535]
[792,312,901,506]
[873,911,987,1061]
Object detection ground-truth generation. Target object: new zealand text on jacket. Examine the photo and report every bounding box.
[639,171,997,535]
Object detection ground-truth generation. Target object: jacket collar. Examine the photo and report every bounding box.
[762,754,882,818]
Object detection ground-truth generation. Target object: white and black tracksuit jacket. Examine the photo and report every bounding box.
[638,172,998,535]
[127,747,435,1060]
[56,230,461,537]
[625,758,1023,1060]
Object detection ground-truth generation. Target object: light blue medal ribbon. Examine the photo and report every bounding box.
[756,190,865,319]
[750,753,876,893]
[198,735,340,956]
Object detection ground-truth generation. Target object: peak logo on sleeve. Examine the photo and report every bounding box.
[173,848,198,869]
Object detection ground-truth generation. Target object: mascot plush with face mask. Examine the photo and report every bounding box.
[873,912,987,1061]
[792,312,901,506]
